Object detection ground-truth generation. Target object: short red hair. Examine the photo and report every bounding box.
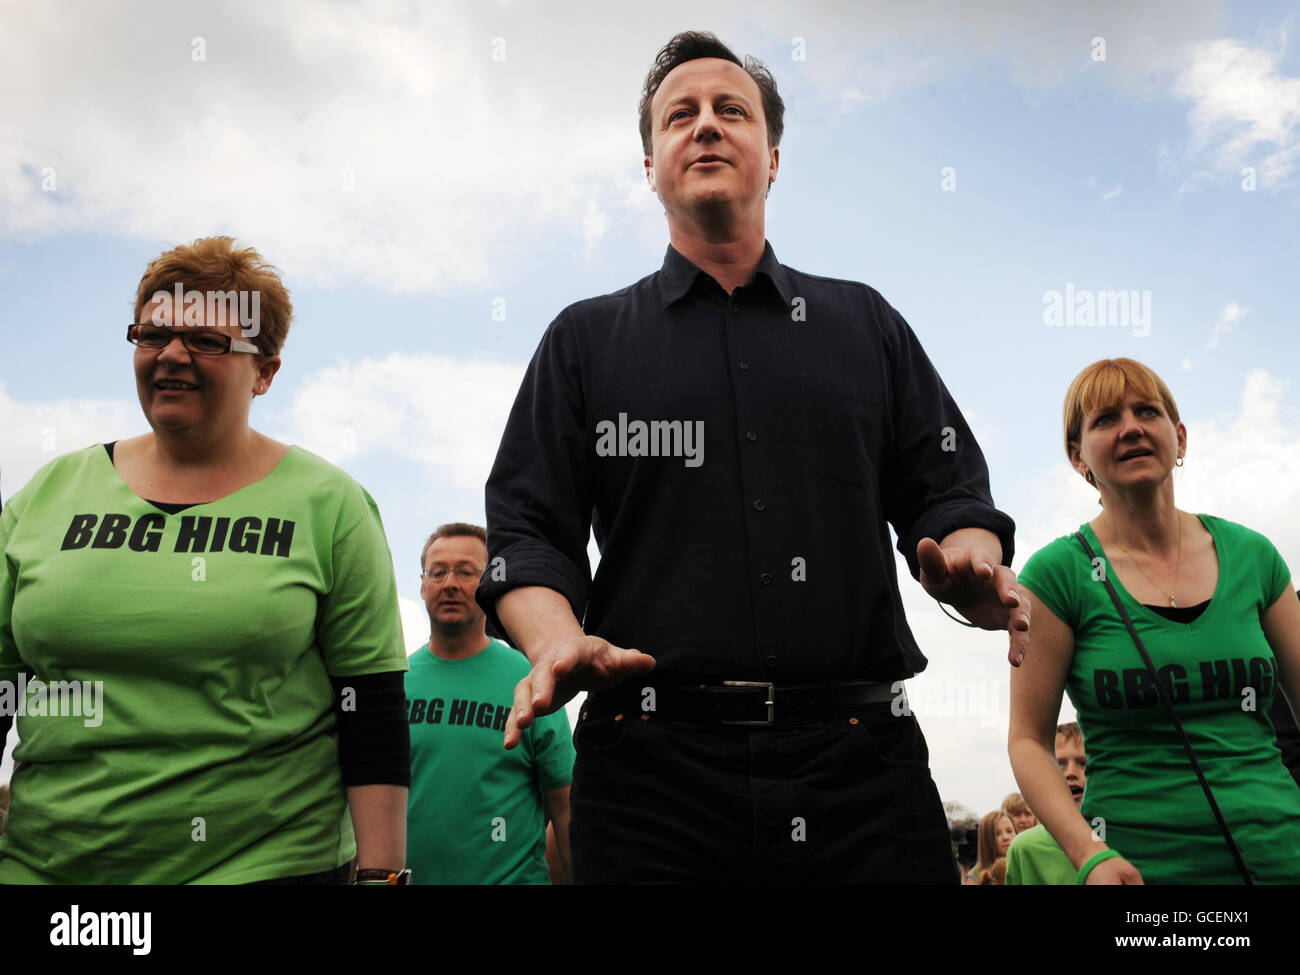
[134,236,293,359]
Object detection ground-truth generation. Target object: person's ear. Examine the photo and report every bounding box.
[254,354,282,396]
[645,155,656,193]
[1068,441,1089,480]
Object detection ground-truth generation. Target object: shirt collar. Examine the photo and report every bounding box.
[659,240,794,309]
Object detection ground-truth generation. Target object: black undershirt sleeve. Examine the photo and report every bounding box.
[329,671,411,788]
[0,678,411,788]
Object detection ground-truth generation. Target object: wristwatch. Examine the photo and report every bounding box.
[353,867,412,885]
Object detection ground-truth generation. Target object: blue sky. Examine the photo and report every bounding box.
[3,0,1299,810]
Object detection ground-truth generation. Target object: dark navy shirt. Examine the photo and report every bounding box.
[477,242,1015,683]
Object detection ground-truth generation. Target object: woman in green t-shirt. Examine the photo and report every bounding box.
[0,238,411,884]
[1008,358,1300,885]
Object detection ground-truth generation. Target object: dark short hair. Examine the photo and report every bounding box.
[419,522,487,569]
[638,31,785,157]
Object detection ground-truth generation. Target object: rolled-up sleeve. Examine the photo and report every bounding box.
[477,315,594,639]
[879,300,1015,580]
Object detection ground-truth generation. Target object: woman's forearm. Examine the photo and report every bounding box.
[1009,737,1106,869]
[347,784,408,872]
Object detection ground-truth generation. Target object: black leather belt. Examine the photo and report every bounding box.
[591,679,900,727]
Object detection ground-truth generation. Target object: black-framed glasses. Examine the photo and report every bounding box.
[127,323,260,357]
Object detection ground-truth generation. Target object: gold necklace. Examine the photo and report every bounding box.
[1114,513,1183,607]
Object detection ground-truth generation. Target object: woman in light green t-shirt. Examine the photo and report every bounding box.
[1008,358,1300,885]
[0,238,410,884]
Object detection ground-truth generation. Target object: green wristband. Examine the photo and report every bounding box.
[1076,849,1121,885]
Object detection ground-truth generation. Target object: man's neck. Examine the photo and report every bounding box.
[428,628,491,661]
[668,218,767,295]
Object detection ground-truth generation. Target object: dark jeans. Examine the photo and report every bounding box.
[570,699,959,884]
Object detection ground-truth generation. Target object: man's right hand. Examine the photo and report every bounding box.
[504,636,655,749]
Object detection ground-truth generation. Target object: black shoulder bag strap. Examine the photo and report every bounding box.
[1074,531,1254,885]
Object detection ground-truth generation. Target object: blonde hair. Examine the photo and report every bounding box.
[1001,792,1031,817]
[1063,358,1180,460]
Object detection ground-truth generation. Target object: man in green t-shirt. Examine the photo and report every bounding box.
[1006,722,1087,885]
[405,523,574,885]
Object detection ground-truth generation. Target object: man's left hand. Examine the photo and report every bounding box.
[917,535,1029,666]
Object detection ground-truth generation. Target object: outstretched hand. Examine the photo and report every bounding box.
[917,537,1030,666]
[504,635,655,749]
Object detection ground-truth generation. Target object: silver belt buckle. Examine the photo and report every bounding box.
[721,680,775,726]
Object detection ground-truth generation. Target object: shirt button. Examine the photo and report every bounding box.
[754,499,765,511]
[760,572,773,585]
[766,654,778,668]
[746,430,757,441]
[738,361,750,371]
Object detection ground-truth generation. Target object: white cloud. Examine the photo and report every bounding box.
[1174,30,1300,188]
[271,351,524,493]
[1206,299,1247,350]
[1178,369,1300,569]
[399,595,429,656]
[0,385,138,498]
[0,1,654,293]
[581,197,612,261]
[1102,182,1124,200]
[1,0,1226,292]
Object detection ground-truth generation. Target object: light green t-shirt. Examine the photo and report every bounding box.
[0,444,407,883]
[405,638,574,884]
[1005,824,1075,885]
[1018,515,1300,884]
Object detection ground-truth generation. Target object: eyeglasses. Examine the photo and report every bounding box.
[422,567,481,582]
[128,323,260,356]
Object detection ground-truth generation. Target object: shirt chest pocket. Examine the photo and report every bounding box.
[799,373,880,489]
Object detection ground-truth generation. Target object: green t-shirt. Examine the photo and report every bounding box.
[0,444,407,883]
[405,638,574,884]
[1005,824,1075,885]
[1018,515,1300,884]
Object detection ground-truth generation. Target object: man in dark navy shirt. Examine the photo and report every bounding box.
[476,30,1031,883]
